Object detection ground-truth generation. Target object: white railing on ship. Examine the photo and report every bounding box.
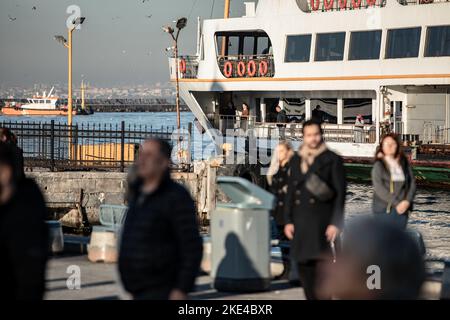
[398,0,450,5]
[222,122,377,144]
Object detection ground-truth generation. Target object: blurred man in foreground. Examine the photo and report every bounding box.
[318,216,425,300]
[0,142,48,300]
[119,139,203,300]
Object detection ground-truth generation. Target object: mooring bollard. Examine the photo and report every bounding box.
[46,220,64,254]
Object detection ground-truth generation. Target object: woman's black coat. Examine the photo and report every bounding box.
[284,149,346,263]
[269,163,290,226]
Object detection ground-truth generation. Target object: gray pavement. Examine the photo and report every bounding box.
[44,254,305,300]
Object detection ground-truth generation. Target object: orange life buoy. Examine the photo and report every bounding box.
[223,61,233,78]
[237,61,246,77]
[259,60,268,77]
[352,0,362,8]
[338,0,347,9]
[310,0,320,11]
[419,0,433,3]
[247,60,257,77]
[179,59,186,73]
[366,0,376,5]
[324,0,334,10]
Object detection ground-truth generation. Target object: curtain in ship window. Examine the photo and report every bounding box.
[315,32,345,61]
[349,30,382,60]
[425,25,450,57]
[285,35,311,62]
[386,27,421,59]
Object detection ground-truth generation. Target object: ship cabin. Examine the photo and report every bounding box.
[169,0,450,158]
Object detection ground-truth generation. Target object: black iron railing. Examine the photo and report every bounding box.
[0,121,191,171]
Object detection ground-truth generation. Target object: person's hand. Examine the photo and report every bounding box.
[169,289,187,300]
[284,223,295,240]
[325,225,340,242]
[396,200,410,215]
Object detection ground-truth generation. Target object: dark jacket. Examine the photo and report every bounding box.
[0,178,48,300]
[276,110,288,123]
[269,163,290,226]
[119,173,203,298]
[371,157,416,214]
[284,149,346,263]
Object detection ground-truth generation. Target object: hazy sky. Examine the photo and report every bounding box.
[0,0,247,87]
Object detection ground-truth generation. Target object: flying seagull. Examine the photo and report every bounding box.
[146,14,152,19]
[32,6,37,10]
[8,15,17,22]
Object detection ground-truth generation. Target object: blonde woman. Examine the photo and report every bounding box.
[267,141,294,279]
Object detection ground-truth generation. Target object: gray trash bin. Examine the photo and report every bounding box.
[211,176,275,292]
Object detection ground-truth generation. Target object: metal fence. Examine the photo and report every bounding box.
[0,120,191,171]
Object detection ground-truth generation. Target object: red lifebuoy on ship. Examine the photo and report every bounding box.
[247,60,257,77]
[324,0,334,10]
[179,59,186,73]
[259,60,268,77]
[310,0,320,11]
[237,61,246,77]
[223,61,233,78]
[338,0,347,9]
[419,0,433,3]
[366,0,377,5]
[352,0,362,8]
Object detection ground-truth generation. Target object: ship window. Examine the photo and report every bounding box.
[386,27,421,59]
[243,36,255,55]
[216,32,271,57]
[46,100,51,103]
[315,32,345,61]
[257,37,270,54]
[349,30,382,60]
[425,25,450,57]
[285,35,311,63]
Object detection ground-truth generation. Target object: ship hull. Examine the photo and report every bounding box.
[344,160,450,189]
[0,107,76,116]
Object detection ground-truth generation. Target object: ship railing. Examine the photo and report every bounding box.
[303,0,386,13]
[221,121,377,144]
[0,120,192,171]
[423,122,450,144]
[217,54,275,78]
[169,56,199,80]
[397,0,449,6]
[216,115,257,134]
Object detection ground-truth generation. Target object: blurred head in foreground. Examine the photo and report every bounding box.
[319,216,425,300]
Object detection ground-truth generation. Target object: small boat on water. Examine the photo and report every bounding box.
[0,87,76,116]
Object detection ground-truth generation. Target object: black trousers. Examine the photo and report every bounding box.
[297,261,318,300]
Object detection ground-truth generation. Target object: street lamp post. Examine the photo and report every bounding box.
[163,17,187,130]
[55,17,85,126]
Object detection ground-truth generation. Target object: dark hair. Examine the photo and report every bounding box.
[146,138,172,160]
[342,216,425,299]
[376,133,404,160]
[302,119,323,135]
[0,128,18,145]
[0,142,22,186]
[242,103,249,108]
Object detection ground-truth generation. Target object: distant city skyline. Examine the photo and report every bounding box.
[0,0,247,87]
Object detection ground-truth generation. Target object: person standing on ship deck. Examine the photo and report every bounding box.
[284,120,346,300]
[371,133,416,229]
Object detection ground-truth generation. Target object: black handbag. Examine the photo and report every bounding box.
[305,172,335,202]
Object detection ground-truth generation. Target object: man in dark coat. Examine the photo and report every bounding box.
[119,138,203,300]
[0,142,48,300]
[276,105,287,123]
[284,120,346,300]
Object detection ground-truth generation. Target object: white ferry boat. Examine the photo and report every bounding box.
[1,87,75,116]
[168,0,450,187]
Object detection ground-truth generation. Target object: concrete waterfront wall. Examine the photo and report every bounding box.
[27,160,216,224]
